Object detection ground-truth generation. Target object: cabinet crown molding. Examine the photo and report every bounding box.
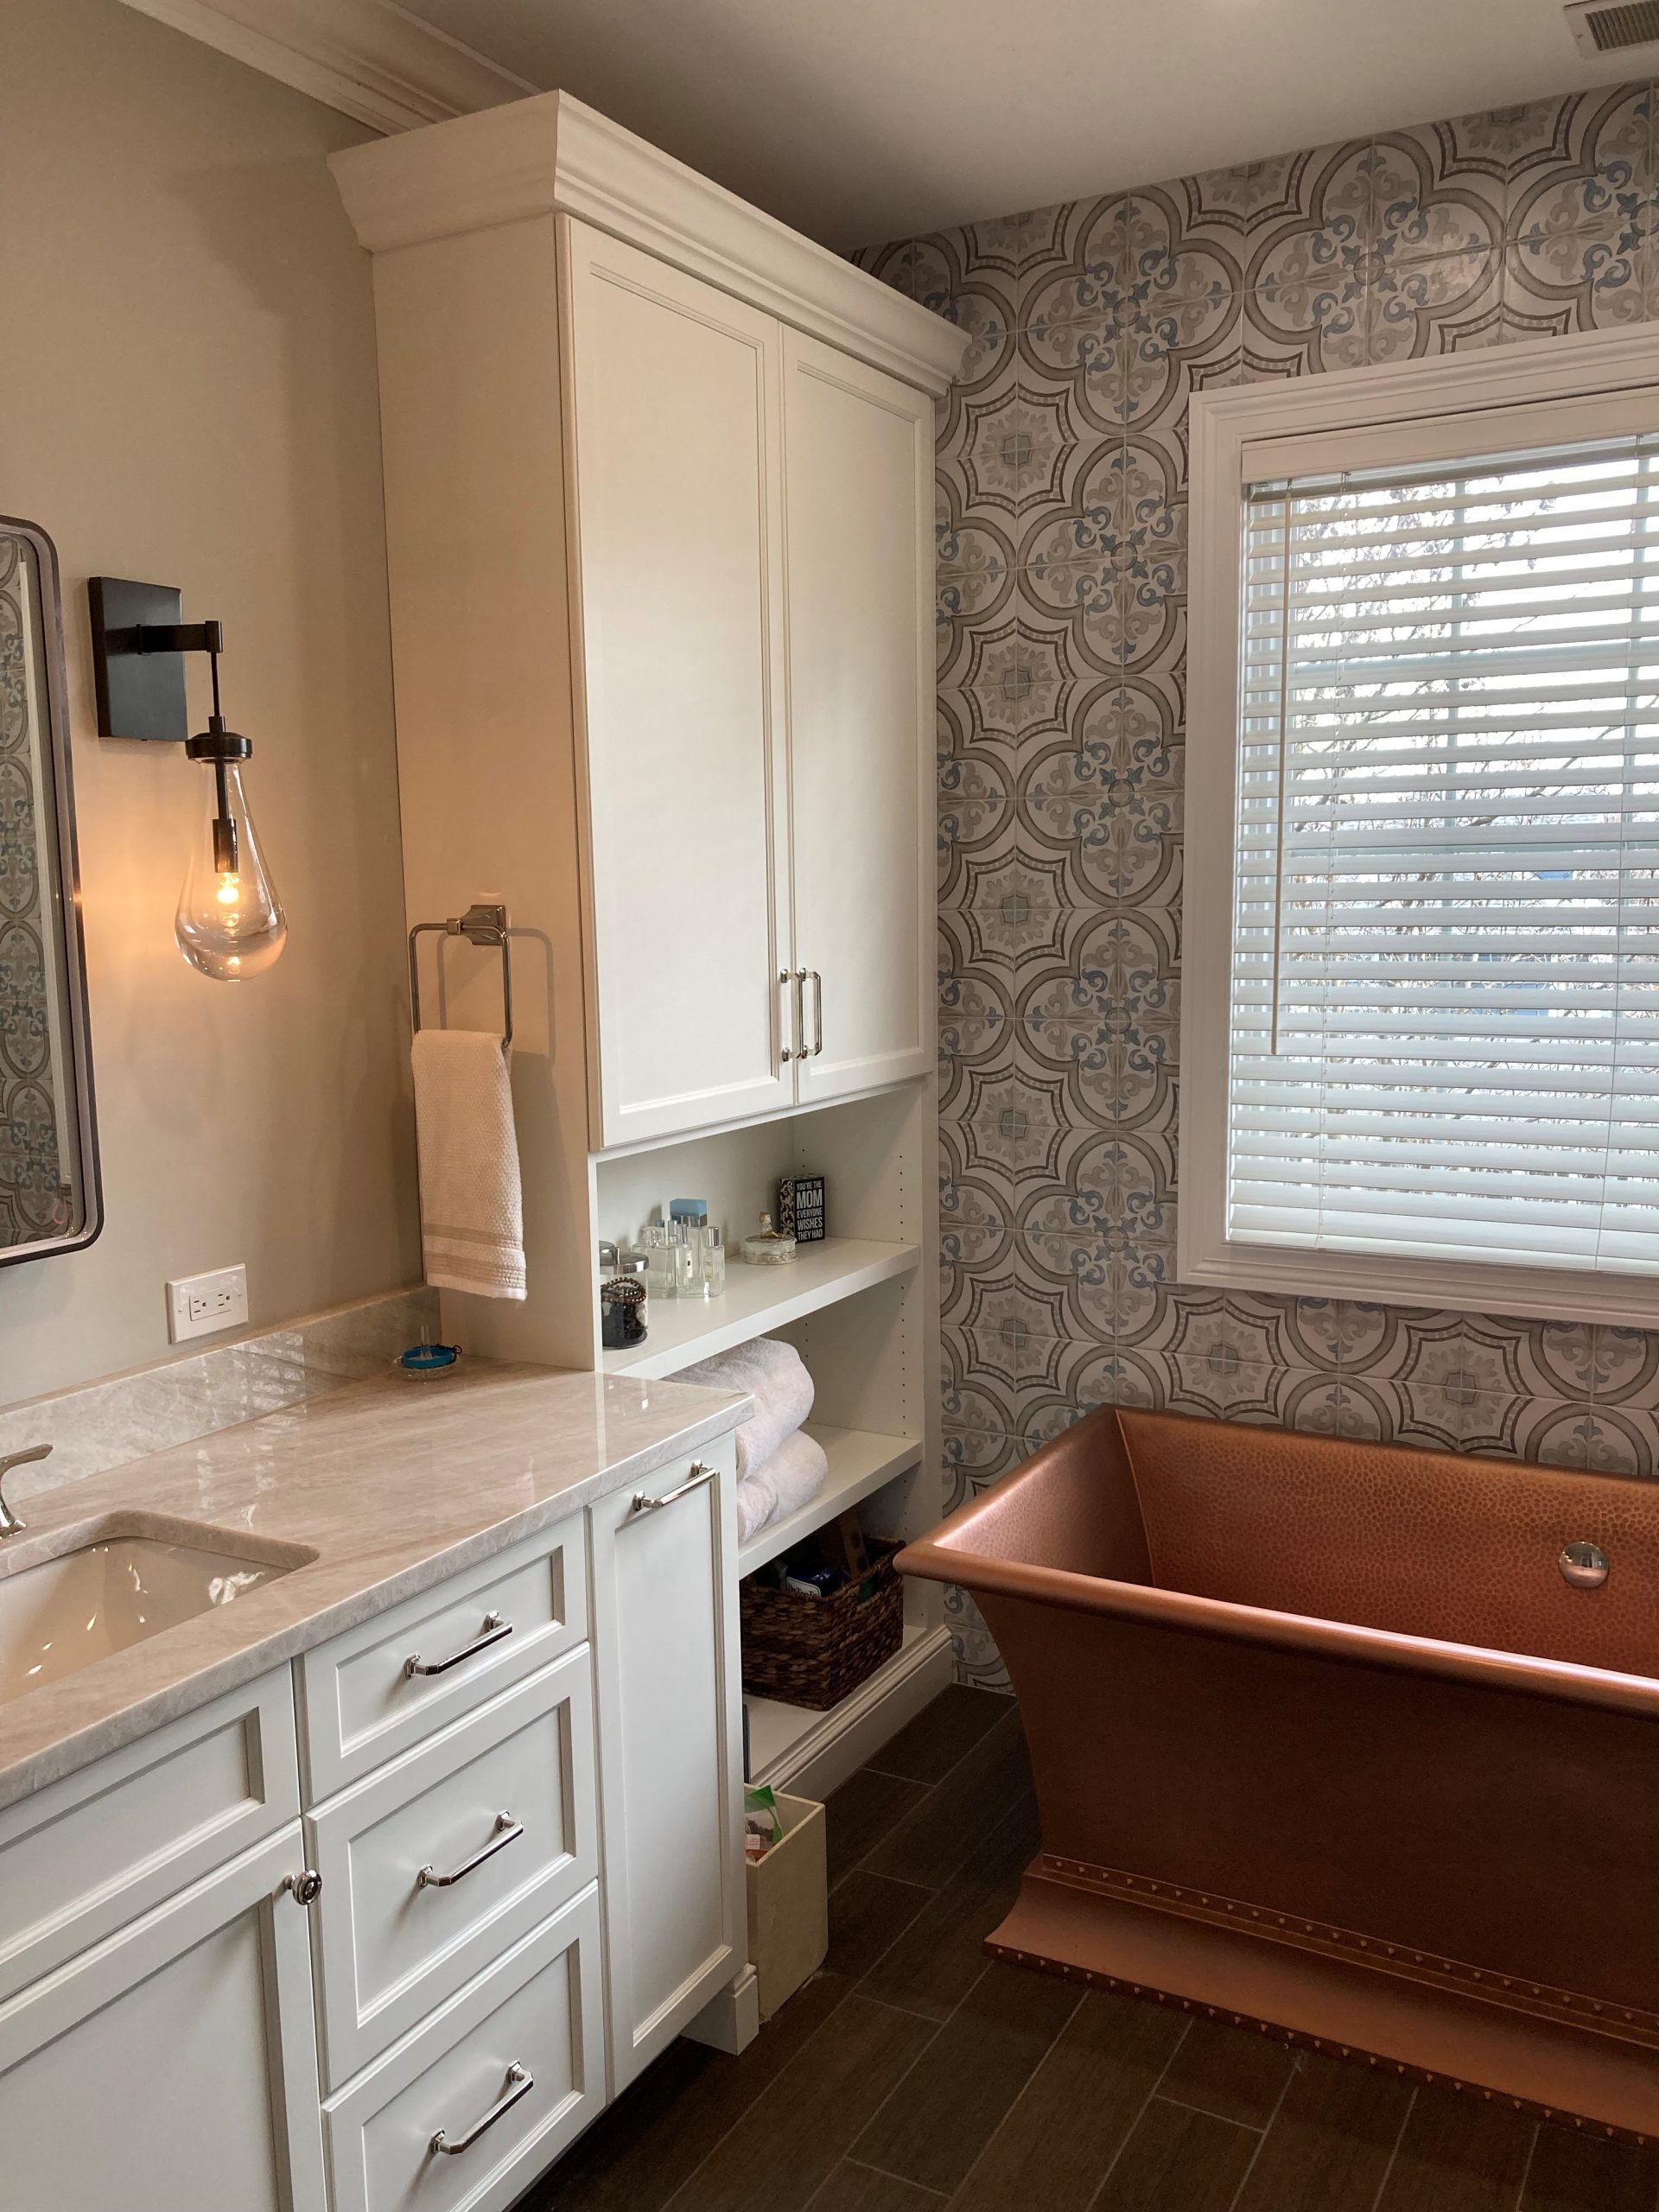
[329,91,969,394]
[116,0,533,135]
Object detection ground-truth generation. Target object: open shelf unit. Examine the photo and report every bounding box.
[601,1238,919,1380]
[745,1621,953,1791]
[737,1422,923,1576]
[588,1083,947,1797]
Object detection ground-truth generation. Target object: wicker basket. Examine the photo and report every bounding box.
[740,1541,904,1710]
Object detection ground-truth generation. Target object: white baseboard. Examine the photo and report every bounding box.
[683,1962,760,2056]
[755,1626,954,1802]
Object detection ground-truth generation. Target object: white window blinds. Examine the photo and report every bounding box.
[1232,431,1659,1274]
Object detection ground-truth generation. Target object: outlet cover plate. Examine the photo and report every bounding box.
[167,1263,249,1344]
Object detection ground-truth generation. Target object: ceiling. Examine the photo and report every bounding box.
[396,0,1636,250]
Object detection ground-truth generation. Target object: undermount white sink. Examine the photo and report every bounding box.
[0,1526,301,1702]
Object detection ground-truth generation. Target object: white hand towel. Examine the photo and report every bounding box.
[679,1338,814,1477]
[410,1028,527,1300]
[735,1428,830,1543]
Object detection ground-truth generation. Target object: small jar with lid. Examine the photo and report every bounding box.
[601,1249,649,1349]
[740,1211,797,1267]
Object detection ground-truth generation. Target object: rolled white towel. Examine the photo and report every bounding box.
[680,1338,814,1478]
[735,1428,830,1544]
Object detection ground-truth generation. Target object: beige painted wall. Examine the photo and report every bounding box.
[0,0,419,1403]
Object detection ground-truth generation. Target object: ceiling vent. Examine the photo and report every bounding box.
[1565,0,1659,53]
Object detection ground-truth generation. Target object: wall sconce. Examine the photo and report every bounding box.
[88,579,287,981]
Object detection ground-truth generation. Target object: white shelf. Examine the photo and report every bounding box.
[601,1236,919,1380]
[736,1424,923,1577]
[743,1623,955,1794]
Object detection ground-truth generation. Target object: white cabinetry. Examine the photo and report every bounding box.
[0,1824,327,2212]
[563,221,793,1146]
[782,331,934,1104]
[323,1891,606,2212]
[562,226,936,1141]
[588,1438,744,2088]
[2,1441,748,2212]
[307,1647,597,2086]
[329,91,965,1371]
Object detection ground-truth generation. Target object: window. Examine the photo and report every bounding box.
[1184,334,1659,1325]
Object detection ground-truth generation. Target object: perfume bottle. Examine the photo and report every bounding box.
[700,1224,727,1296]
[671,1198,715,1298]
[643,1221,679,1301]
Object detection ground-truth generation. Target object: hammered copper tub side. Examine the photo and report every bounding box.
[898,1406,1659,2142]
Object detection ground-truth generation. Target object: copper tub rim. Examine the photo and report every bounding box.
[899,1407,1659,1725]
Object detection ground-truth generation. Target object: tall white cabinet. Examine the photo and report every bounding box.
[332,91,963,1866]
[563,223,793,1147]
[783,333,935,1106]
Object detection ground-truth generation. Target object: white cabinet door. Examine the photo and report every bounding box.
[783,329,933,1104]
[0,1827,326,2212]
[563,218,793,1148]
[588,1440,743,2090]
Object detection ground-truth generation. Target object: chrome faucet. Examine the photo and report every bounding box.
[0,1445,51,1536]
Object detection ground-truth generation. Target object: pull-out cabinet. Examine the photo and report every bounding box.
[589,1437,744,2088]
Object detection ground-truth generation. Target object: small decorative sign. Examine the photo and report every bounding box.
[777,1173,825,1243]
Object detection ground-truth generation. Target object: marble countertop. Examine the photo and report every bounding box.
[0,1358,748,1809]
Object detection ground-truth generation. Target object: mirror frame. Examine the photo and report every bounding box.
[0,516,101,1266]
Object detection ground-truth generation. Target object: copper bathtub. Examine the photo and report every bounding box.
[898,1406,1659,2140]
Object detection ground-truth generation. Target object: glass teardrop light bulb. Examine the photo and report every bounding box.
[175,761,287,980]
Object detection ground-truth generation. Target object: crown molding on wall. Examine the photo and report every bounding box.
[330,92,970,394]
[116,0,536,135]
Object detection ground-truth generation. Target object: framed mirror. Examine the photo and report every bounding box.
[0,518,99,1262]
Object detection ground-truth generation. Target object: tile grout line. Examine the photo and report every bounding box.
[839,1708,1022,1888]
[656,1993,949,2212]
[1510,2120,1541,2212]
[1366,2083,1419,2212]
[929,1967,1094,2205]
[1077,2012,1197,2212]
[847,1955,1034,2155]
[842,2154,950,2201]
[1157,2084,1277,2137]
[798,2154,950,2211]
[1219,2050,1301,2212]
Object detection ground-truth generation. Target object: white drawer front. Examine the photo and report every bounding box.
[0,1668,298,2005]
[309,1649,595,2086]
[299,1518,586,1801]
[325,1886,604,2212]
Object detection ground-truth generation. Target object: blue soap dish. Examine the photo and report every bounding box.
[400,1341,461,1375]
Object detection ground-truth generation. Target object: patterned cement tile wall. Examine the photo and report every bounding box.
[855,81,1659,1687]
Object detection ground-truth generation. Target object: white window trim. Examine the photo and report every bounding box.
[1183,325,1659,1330]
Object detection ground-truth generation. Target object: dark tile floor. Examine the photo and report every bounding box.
[517,1688,1659,2212]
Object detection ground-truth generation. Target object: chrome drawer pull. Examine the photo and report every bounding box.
[416,1810,524,1890]
[404,1611,512,1679]
[429,2062,534,2157]
[809,968,823,1056]
[625,1460,716,1522]
[779,969,795,1062]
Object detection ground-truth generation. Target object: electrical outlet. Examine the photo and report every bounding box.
[166,1263,249,1344]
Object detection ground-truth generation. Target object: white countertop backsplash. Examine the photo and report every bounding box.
[0,1286,442,1503]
